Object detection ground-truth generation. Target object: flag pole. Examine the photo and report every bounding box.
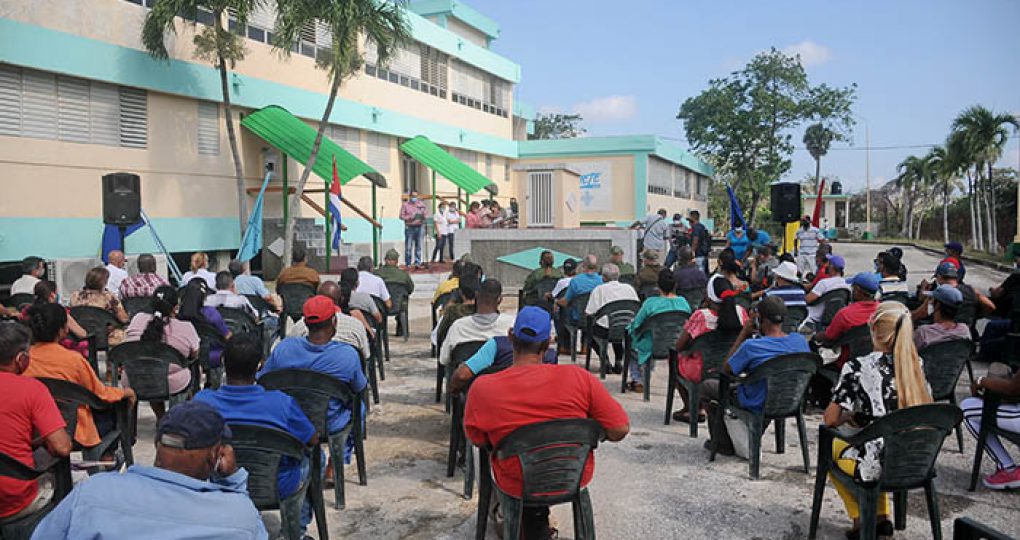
[325,175,331,272]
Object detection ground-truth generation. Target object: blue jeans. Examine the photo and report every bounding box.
[404,225,422,266]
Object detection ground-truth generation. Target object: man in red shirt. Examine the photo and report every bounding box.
[0,322,71,522]
[816,273,880,367]
[464,307,629,540]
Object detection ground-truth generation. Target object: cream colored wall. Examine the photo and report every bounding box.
[514,155,634,224]
[3,0,512,140]
[444,17,489,48]
[645,193,707,223]
[554,170,581,229]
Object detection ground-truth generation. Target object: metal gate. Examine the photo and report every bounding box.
[527,171,553,227]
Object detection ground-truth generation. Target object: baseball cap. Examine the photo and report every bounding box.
[772,261,799,283]
[303,295,339,324]
[801,215,812,222]
[562,258,578,272]
[609,246,624,255]
[513,306,552,344]
[944,241,964,253]
[924,284,963,306]
[384,248,400,261]
[935,262,959,279]
[846,272,880,293]
[756,296,787,324]
[642,249,659,262]
[826,254,846,270]
[157,401,231,449]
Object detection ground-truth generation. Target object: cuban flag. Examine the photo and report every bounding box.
[328,156,342,249]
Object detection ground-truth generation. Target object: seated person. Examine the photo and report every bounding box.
[228,259,278,314]
[433,260,464,304]
[715,250,750,295]
[963,363,1020,489]
[449,327,559,393]
[556,255,603,332]
[912,262,994,324]
[439,279,514,367]
[634,250,663,292]
[11,256,45,295]
[522,250,563,306]
[941,241,966,282]
[276,245,320,290]
[70,266,130,346]
[672,277,749,424]
[355,256,392,311]
[287,281,372,360]
[759,261,807,309]
[748,245,778,293]
[673,247,709,299]
[33,401,268,539]
[433,272,481,351]
[26,281,89,357]
[584,263,639,374]
[195,334,317,534]
[464,307,630,540]
[205,271,258,317]
[625,269,691,393]
[24,303,136,449]
[875,252,909,301]
[914,285,972,350]
[822,302,933,538]
[180,252,218,290]
[981,252,1020,361]
[340,268,382,326]
[177,279,231,372]
[803,255,851,328]
[888,246,908,281]
[550,258,578,354]
[701,297,810,456]
[119,253,169,299]
[0,322,71,523]
[816,273,880,368]
[374,249,414,336]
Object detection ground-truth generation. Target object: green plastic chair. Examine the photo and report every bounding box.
[620,309,690,401]
[808,404,963,540]
[583,299,640,379]
[277,283,316,339]
[952,517,1013,540]
[708,352,820,479]
[666,330,741,435]
[919,339,974,453]
[383,282,411,342]
[968,390,1020,491]
[36,377,134,471]
[563,293,592,364]
[0,449,72,540]
[69,305,122,374]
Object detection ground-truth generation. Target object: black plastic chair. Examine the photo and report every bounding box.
[666,330,741,436]
[69,305,123,374]
[446,340,488,483]
[0,449,72,540]
[370,295,390,369]
[812,288,850,334]
[621,309,689,401]
[384,282,411,342]
[521,277,561,313]
[258,369,366,511]
[121,296,153,319]
[679,287,706,311]
[451,362,513,502]
[920,339,974,453]
[3,293,34,311]
[709,353,820,479]
[967,390,1020,491]
[277,283,316,339]
[107,341,193,435]
[782,305,809,334]
[584,299,640,379]
[475,419,603,540]
[808,404,963,540]
[952,517,1013,540]
[638,283,660,300]
[193,321,227,391]
[357,347,379,407]
[243,294,274,317]
[431,292,453,358]
[228,424,327,540]
[36,377,134,470]
[444,341,486,414]
[818,324,874,386]
[563,293,592,364]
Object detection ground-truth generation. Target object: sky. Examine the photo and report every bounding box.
[470,0,1020,193]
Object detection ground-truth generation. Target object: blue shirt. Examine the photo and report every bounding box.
[259,337,368,434]
[726,230,751,259]
[751,230,771,248]
[463,336,558,374]
[195,385,316,498]
[564,273,603,321]
[31,465,267,540]
[727,333,811,412]
[234,274,270,298]
[765,285,807,307]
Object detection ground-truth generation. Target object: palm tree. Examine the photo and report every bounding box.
[803,123,834,191]
[142,0,262,236]
[895,155,926,238]
[273,0,411,266]
[925,144,962,244]
[951,106,1019,252]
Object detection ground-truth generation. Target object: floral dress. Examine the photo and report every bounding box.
[831,351,898,482]
[70,289,127,346]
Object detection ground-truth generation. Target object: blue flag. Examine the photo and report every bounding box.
[726,184,745,229]
[238,172,272,262]
[101,221,144,262]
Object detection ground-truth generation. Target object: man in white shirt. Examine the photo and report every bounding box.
[584,263,639,373]
[804,255,851,325]
[10,256,45,295]
[204,271,257,317]
[105,250,129,299]
[445,203,461,261]
[355,256,392,311]
[631,209,670,266]
[795,215,826,275]
[439,279,515,366]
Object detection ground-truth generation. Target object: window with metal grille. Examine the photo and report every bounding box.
[330,124,361,157]
[647,156,673,196]
[527,171,554,227]
[197,101,219,155]
[364,41,448,98]
[485,154,492,180]
[450,60,510,117]
[118,87,148,148]
[366,131,390,173]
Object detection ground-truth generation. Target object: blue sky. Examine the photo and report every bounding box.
[471,0,1020,192]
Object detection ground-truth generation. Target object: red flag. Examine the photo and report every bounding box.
[811,179,826,227]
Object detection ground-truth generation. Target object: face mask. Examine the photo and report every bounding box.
[410,197,418,202]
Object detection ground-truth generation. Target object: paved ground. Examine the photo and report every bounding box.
[118,243,1017,539]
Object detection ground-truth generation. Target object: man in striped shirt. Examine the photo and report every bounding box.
[763,261,807,308]
[876,252,909,302]
[795,216,826,275]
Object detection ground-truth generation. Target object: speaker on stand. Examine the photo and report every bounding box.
[102,173,141,250]
[770,182,801,254]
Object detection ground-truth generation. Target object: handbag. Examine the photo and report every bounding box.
[678,351,704,383]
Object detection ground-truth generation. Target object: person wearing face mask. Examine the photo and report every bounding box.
[400,191,429,269]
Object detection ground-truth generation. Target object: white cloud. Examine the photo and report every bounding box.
[782,40,831,68]
[572,95,638,122]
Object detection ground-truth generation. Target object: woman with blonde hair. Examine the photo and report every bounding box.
[823,301,932,539]
[180,252,216,289]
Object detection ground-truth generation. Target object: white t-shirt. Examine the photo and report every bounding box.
[446,209,461,233]
[205,290,257,317]
[551,276,573,299]
[642,214,670,250]
[357,271,391,302]
[796,227,824,256]
[439,312,515,365]
[181,268,217,289]
[434,209,451,235]
[106,264,128,298]
[806,276,851,322]
[10,275,40,295]
[585,280,640,327]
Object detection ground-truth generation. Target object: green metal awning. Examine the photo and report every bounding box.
[240,105,386,187]
[399,136,498,195]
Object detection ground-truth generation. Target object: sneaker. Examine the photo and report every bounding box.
[983,467,1020,490]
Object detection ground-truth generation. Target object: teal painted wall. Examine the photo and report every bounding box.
[0,18,518,158]
[409,0,501,39]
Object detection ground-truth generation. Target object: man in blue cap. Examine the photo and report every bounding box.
[815,272,880,368]
[914,285,972,350]
[803,254,851,328]
[33,401,268,539]
[464,307,630,540]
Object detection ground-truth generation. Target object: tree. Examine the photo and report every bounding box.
[924,144,962,244]
[529,113,586,140]
[142,0,261,236]
[894,155,926,239]
[677,48,855,226]
[803,123,834,191]
[273,0,411,266]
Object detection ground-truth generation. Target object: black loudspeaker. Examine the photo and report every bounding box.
[831,181,843,195]
[771,182,801,223]
[102,173,141,226]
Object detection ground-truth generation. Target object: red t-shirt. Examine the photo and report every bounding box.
[823,300,879,366]
[0,372,65,518]
[463,364,629,498]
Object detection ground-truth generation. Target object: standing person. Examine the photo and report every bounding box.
[522,251,563,306]
[105,250,128,299]
[795,216,826,276]
[631,209,670,266]
[399,191,428,269]
[465,202,482,229]
[464,307,629,540]
[120,254,169,299]
[180,252,217,290]
[688,210,711,274]
[608,246,636,280]
[665,213,689,269]
[11,256,45,295]
[725,226,751,262]
[445,202,460,260]
[430,201,450,264]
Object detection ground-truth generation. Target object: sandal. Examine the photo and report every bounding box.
[628,381,644,393]
[672,410,706,423]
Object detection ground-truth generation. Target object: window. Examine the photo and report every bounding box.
[647,157,673,196]
[0,64,147,148]
[197,101,219,155]
[231,4,275,44]
[366,131,390,173]
[330,124,361,157]
[450,60,509,117]
[451,148,477,171]
[364,41,448,98]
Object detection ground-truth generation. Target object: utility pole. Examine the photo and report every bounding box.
[865,121,871,238]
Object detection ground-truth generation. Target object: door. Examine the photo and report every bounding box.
[527,171,554,227]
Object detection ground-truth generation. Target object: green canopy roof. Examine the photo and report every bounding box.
[399,136,497,195]
[497,246,580,271]
[240,105,386,187]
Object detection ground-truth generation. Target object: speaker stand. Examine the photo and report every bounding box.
[118,225,127,252]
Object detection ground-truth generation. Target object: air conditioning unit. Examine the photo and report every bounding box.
[50,254,168,301]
